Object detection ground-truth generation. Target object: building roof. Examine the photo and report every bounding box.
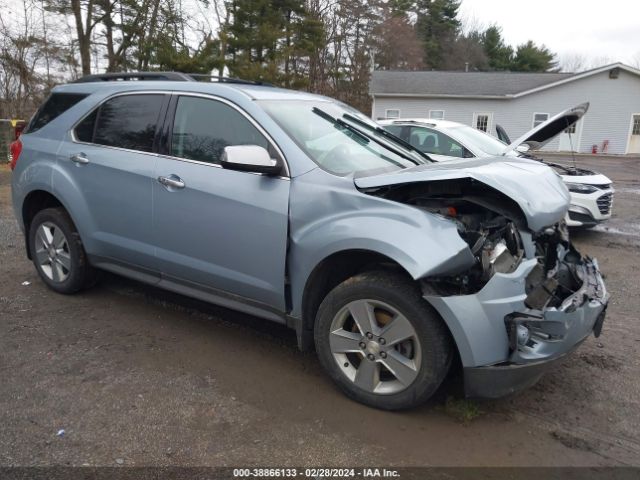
[370,63,640,99]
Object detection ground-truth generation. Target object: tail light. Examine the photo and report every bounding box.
[9,138,22,170]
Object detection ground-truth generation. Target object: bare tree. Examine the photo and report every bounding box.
[558,52,589,72]
[373,12,424,71]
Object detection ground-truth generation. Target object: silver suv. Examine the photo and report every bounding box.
[11,72,608,410]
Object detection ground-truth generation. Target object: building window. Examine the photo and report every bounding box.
[533,113,549,128]
[429,110,444,120]
[564,123,577,135]
[385,109,400,119]
[633,116,640,135]
[474,113,491,132]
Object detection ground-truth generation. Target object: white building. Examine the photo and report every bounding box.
[370,63,640,155]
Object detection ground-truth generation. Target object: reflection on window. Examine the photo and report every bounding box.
[75,110,98,143]
[93,94,163,153]
[261,100,418,176]
[29,93,87,133]
[171,97,269,164]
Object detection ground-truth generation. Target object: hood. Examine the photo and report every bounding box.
[501,102,589,155]
[355,157,570,232]
[559,172,611,185]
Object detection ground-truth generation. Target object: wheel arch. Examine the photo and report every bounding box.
[22,190,66,259]
[301,249,412,329]
[292,247,464,364]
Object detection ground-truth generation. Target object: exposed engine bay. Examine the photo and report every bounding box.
[364,178,605,310]
[545,161,595,177]
[520,152,597,177]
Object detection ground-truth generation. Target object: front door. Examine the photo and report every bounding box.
[153,95,290,310]
[558,119,582,152]
[627,115,640,154]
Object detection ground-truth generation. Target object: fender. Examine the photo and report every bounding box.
[287,168,475,318]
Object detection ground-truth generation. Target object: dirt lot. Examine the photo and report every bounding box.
[1,155,639,467]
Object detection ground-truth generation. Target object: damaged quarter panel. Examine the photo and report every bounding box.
[287,167,475,318]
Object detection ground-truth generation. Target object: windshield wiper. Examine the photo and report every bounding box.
[342,113,433,163]
[312,107,371,144]
[312,107,421,166]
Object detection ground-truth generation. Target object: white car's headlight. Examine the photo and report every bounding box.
[565,182,598,194]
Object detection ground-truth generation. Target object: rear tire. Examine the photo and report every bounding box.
[314,270,453,410]
[29,207,97,294]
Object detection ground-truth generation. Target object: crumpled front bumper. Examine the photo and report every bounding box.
[423,255,608,399]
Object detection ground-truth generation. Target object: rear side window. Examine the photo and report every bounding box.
[170,96,270,164]
[27,93,88,133]
[74,110,98,143]
[79,94,164,153]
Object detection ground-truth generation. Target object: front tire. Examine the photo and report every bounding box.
[314,271,453,410]
[29,207,96,294]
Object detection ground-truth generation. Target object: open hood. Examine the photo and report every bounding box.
[501,102,589,155]
[355,157,570,232]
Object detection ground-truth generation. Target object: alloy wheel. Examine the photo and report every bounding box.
[329,299,422,395]
[34,222,71,283]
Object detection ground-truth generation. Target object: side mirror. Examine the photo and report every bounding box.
[221,145,282,175]
[516,143,531,153]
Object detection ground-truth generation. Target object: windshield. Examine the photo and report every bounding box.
[259,100,425,176]
[450,124,508,156]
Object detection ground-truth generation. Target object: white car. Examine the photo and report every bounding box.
[380,104,614,228]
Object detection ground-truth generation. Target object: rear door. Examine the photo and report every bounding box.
[57,93,168,270]
[152,94,290,310]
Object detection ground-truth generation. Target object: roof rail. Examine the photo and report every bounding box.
[73,71,273,86]
[186,74,273,86]
[72,72,194,83]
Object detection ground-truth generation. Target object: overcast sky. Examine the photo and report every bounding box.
[458,0,640,68]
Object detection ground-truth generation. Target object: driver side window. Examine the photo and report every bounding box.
[407,126,467,158]
[171,96,271,164]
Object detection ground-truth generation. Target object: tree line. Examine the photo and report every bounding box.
[1,0,562,119]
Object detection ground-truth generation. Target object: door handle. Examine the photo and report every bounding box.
[158,175,185,190]
[70,153,89,164]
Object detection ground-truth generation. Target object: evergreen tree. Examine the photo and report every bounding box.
[224,0,323,87]
[415,0,461,69]
[512,40,558,72]
[482,26,513,71]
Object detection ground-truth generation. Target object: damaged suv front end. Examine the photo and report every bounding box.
[355,158,609,398]
[263,98,608,404]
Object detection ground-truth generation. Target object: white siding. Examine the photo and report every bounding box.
[373,70,640,154]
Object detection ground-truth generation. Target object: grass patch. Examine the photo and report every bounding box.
[443,397,482,424]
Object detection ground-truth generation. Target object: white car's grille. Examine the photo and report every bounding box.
[597,193,613,214]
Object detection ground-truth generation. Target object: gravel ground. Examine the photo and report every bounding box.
[1,155,639,467]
